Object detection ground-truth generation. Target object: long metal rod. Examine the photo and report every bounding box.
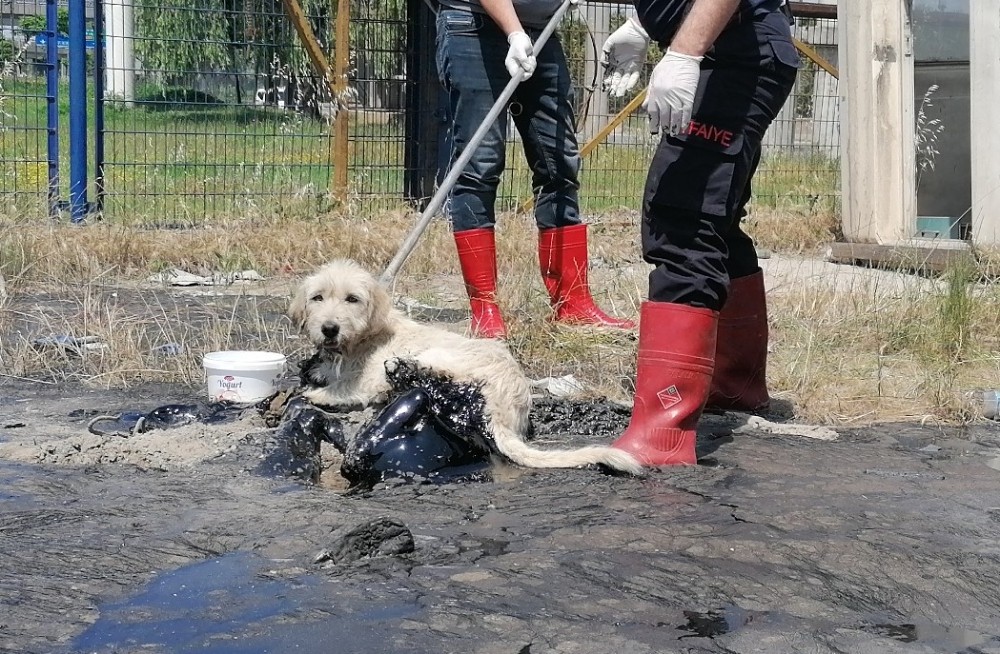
[332,0,350,200]
[380,0,575,284]
[68,0,88,223]
[45,0,59,219]
[94,0,106,214]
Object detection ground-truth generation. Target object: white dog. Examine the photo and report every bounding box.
[288,259,643,475]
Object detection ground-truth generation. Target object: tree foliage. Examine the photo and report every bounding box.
[0,39,14,65]
[133,0,408,82]
[19,8,70,37]
[135,0,272,74]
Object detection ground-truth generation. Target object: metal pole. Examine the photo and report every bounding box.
[68,0,89,223]
[94,0,106,214]
[105,0,135,103]
[332,0,350,200]
[45,0,59,219]
[403,0,439,205]
[380,0,574,284]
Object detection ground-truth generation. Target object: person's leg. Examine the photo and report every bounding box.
[436,10,511,338]
[436,9,510,231]
[614,21,798,464]
[707,148,771,410]
[511,29,581,231]
[706,25,800,411]
[513,32,635,329]
[613,135,726,465]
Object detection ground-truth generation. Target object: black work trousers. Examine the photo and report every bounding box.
[642,11,799,311]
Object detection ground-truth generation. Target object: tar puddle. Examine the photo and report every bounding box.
[676,605,760,639]
[673,605,996,650]
[867,620,993,650]
[70,551,423,654]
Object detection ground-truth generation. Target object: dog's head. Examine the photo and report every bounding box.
[288,259,393,355]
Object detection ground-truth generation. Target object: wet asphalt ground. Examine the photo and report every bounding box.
[3,381,1000,654]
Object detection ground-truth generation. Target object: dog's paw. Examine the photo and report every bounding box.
[384,357,425,381]
[298,353,329,387]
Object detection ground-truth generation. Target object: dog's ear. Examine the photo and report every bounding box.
[288,284,308,330]
[367,280,393,335]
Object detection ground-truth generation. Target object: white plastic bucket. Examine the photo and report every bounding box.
[203,350,287,403]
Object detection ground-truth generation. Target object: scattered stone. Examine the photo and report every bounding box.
[735,415,839,441]
[313,517,415,566]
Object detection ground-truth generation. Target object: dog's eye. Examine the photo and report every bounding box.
[345,294,361,304]
[309,293,323,302]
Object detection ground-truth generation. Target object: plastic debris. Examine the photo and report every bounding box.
[340,359,493,489]
[531,374,586,398]
[150,342,184,357]
[32,335,108,356]
[147,268,265,286]
[396,296,468,323]
[968,389,1000,420]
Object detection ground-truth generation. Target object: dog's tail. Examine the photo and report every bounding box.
[491,425,644,476]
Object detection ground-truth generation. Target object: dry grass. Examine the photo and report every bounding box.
[2,205,999,427]
[766,258,1000,424]
[745,206,842,254]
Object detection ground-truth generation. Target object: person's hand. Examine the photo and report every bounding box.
[600,17,650,98]
[505,31,537,80]
[642,48,703,135]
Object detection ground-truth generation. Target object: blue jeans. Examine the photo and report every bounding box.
[435,8,582,232]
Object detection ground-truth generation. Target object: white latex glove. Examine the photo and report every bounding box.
[642,48,704,136]
[506,31,537,80]
[600,16,650,98]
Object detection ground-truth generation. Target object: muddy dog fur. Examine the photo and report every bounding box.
[288,259,643,475]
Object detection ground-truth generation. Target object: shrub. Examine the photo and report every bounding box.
[0,39,14,66]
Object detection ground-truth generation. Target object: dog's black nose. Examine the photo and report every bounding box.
[321,323,340,340]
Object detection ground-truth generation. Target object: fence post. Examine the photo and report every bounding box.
[970,0,1000,246]
[403,0,440,206]
[68,0,89,223]
[105,0,135,104]
[332,0,350,201]
[45,0,59,219]
[839,1,915,243]
[93,0,105,213]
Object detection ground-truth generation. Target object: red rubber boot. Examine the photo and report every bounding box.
[612,302,717,466]
[706,270,771,411]
[454,228,507,339]
[537,224,636,329]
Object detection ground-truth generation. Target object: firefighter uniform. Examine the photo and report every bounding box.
[604,0,799,467]
[638,0,799,310]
